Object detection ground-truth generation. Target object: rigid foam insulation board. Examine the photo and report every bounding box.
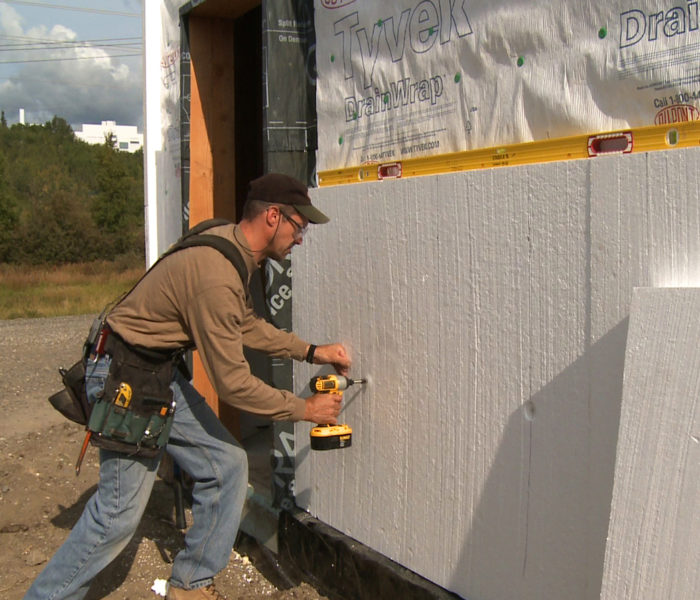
[291,145,700,600]
[600,288,700,600]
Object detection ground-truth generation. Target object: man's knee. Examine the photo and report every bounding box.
[221,444,248,483]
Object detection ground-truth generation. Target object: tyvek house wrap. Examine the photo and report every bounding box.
[315,0,700,171]
[292,145,700,600]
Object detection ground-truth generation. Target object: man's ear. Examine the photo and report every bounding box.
[265,205,279,227]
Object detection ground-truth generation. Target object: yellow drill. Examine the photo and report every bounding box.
[309,374,366,450]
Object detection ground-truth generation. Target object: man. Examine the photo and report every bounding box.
[24,173,351,600]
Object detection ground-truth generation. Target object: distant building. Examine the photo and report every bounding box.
[75,120,143,152]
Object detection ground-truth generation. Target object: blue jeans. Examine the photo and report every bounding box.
[24,355,249,599]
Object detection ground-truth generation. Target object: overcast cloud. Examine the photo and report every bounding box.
[0,2,143,129]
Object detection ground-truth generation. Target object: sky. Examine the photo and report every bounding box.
[0,0,143,130]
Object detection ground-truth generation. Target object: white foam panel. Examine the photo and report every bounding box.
[601,288,700,600]
[292,147,700,599]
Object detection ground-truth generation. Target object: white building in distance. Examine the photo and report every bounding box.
[75,120,143,153]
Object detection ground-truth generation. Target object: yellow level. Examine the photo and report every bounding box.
[317,120,700,187]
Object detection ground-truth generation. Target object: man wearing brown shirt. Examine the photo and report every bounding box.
[24,174,351,600]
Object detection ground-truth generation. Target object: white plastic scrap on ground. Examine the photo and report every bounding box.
[152,578,168,597]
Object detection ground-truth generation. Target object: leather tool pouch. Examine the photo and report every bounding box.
[48,359,90,426]
[87,334,176,458]
[48,313,106,426]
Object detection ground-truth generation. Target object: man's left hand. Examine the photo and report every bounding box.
[313,343,351,375]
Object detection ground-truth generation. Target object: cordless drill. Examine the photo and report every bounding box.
[309,374,366,450]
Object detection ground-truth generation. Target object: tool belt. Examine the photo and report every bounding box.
[86,331,178,457]
[49,318,180,459]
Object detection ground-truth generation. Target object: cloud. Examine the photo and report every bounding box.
[0,4,143,129]
[0,4,23,37]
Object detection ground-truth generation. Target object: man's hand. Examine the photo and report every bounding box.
[312,343,351,376]
[304,392,342,424]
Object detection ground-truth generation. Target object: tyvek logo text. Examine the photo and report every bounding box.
[333,0,473,89]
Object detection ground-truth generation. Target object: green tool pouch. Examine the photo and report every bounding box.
[87,334,177,458]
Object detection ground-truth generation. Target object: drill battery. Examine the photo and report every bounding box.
[310,423,353,450]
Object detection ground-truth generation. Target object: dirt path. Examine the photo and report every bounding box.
[0,316,328,600]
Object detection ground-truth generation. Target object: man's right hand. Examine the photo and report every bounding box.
[303,392,342,424]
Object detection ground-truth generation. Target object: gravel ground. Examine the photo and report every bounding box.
[0,315,328,600]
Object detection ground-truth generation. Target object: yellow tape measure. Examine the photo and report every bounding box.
[317,121,700,187]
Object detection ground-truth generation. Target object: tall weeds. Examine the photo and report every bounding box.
[0,261,144,319]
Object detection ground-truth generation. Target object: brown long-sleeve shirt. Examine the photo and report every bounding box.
[107,223,308,421]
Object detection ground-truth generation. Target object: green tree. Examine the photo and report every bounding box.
[8,165,97,263]
[104,131,117,150]
[0,152,18,261]
[0,116,144,264]
[92,143,144,257]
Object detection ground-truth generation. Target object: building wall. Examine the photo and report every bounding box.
[291,146,700,599]
[75,120,143,152]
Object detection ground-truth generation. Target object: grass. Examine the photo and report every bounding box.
[0,260,145,320]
